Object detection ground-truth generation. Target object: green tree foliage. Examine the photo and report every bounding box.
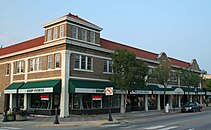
[152,59,171,107]
[206,79,211,90]
[111,49,148,91]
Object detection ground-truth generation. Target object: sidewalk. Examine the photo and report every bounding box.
[0,108,190,129]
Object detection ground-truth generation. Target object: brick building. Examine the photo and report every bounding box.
[0,13,205,117]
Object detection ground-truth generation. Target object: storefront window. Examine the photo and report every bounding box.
[72,94,120,110]
[148,95,157,109]
[30,94,52,109]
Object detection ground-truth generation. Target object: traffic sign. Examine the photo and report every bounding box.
[105,87,113,96]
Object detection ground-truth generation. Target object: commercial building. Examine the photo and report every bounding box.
[0,13,205,117]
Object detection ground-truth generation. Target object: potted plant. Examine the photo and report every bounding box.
[15,110,27,121]
[7,112,15,121]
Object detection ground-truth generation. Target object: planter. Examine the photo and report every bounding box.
[7,115,15,121]
[16,115,27,121]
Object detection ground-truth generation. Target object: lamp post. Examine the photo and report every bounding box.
[194,86,198,102]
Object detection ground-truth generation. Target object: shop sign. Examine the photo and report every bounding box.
[40,95,49,100]
[153,91,164,95]
[75,88,105,93]
[92,95,102,100]
[19,88,53,93]
[105,87,113,96]
[130,90,152,94]
[114,90,127,94]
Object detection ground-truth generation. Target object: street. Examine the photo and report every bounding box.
[1,109,211,130]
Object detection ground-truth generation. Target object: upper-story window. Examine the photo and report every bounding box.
[30,58,41,72]
[170,72,178,81]
[60,25,64,37]
[47,55,52,69]
[55,53,60,68]
[74,54,93,71]
[103,60,113,73]
[16,61,24,73]
[6,63,10,75]
[53,27,58,39]
[81,29,87,41]
[90,31,95,43]
[47,29,52,41]
[72,25,78,39]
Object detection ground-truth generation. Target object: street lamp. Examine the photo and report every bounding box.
[194,86,198,102]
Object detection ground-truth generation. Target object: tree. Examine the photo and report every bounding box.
[111,49,148,113]
[152,59,171,109]
[180,69,201,101]
[206,79,211,90]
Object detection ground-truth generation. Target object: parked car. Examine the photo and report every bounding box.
[181,102,201,112]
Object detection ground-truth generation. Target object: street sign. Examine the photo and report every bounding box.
[105,87,113,96]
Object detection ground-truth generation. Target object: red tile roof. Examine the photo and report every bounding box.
[0,35,190,68]
[100,38,190,68]
[0,36,44,57]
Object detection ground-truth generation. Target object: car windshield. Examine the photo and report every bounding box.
[184,102,195,107]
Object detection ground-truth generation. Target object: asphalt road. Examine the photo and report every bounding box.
[1,109,211,130]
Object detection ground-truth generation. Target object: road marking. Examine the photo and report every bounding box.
[100,124,121,127]
[143,125,166,129]
[158,126,178,130]
[1,127,22,130]
[121,125,137,129]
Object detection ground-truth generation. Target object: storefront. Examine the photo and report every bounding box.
[4,80,61,115]
[69,79,126,115]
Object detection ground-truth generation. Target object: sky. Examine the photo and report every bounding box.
[0,0,211,73]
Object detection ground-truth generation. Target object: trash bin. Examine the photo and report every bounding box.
[165,103,169,113]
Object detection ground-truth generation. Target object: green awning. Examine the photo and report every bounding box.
[148,85,164,94]
[69,79,112,93]
[196,88,205,95]
[19,80,61,93]
[4,82,24,94]
[181,87,195,95]
[130,86,152,94]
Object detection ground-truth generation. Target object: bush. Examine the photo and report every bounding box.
[16,110,27,116]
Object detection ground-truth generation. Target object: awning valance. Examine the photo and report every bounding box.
[69,79,126,94]
[4,82,24,94]
[130,86,152,94]
[19,80,61,94]
[181,87,205,95]
[148,85,163,94]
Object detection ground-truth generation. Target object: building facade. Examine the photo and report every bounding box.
[0,13,205,117]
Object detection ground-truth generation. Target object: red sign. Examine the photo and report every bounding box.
[40,95,49,100]
[92,95,102,100]
[105,87,113,96]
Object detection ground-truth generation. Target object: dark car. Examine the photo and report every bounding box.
[181,102,201,112]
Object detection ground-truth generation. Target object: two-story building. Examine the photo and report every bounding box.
[0,13,205,117]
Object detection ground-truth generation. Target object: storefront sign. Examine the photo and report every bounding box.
[19,88,53,93]
[153,91,164,95]
[75,88,127,94]
[130,90,152,94]
[92,95,102,100]
[40,95,49,100]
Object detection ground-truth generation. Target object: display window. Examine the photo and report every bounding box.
[72,94,120,110]
[30,94,60,109]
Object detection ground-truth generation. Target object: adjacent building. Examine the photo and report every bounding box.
[0,13,205,117]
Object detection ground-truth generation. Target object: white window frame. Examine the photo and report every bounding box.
[60,25,64,37]
[74,54,93,71]
[6,63,10,75]
[29,58,41,71]
[16,61,24,73]
[81,29,87,41]
[170,72,178,82]
[47,29,52,41]
[103,60,113,73]
[47,55,52,69]
[90,31,95,43]
[72,25,78,39]
[55,53,60,68]
[53,27,58,39]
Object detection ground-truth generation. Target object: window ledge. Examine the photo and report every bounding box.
[103,72,113,75]
[74,68,94,73]
[14,73,25,76]
[5,74,9,77]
